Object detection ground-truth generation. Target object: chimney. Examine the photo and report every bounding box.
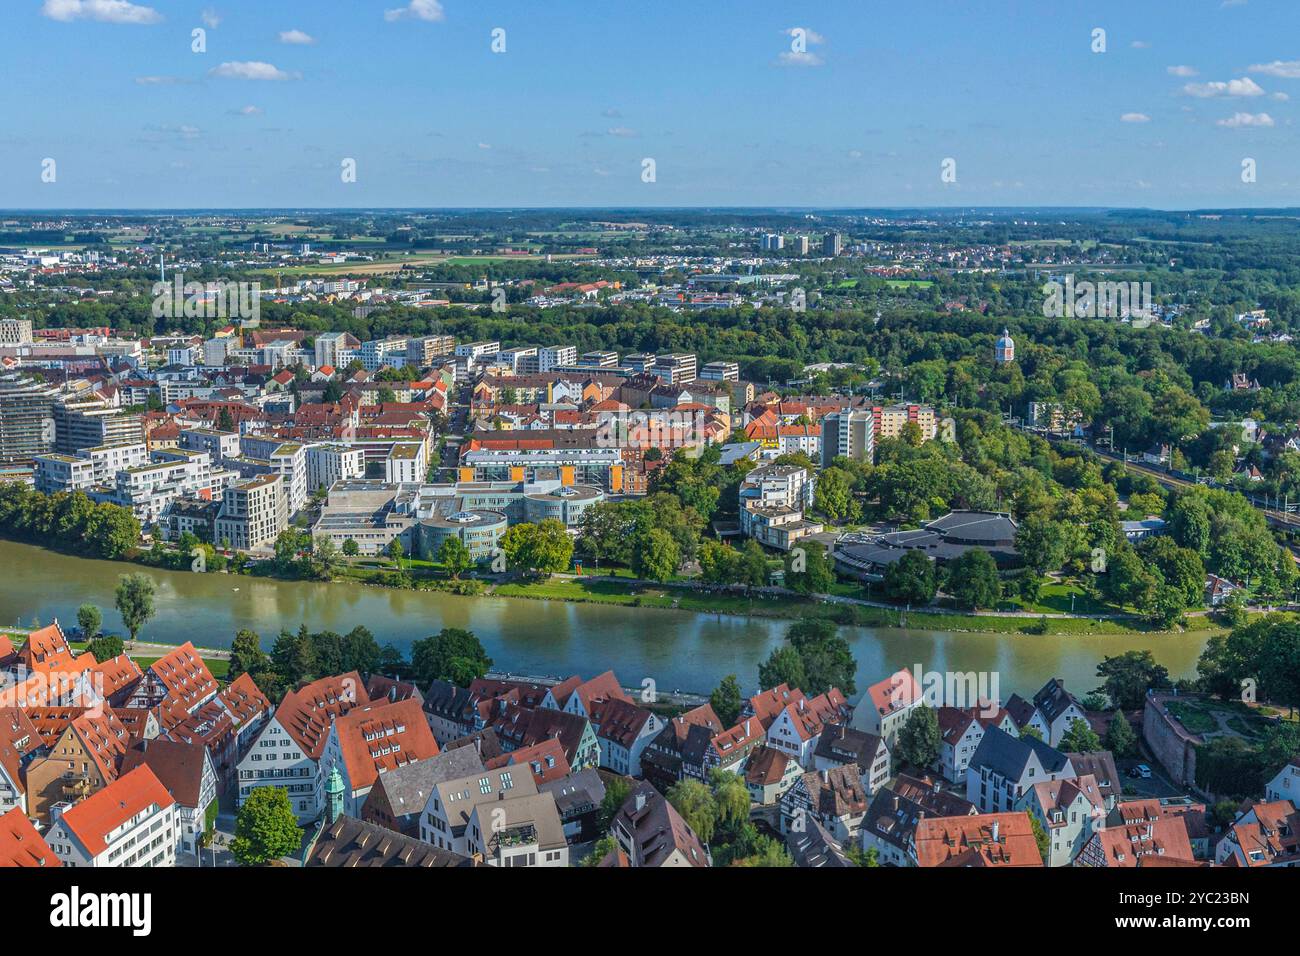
[991,820,1001,843]
[634,791,646,812]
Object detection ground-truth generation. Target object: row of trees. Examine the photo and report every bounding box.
[0,485,140,559]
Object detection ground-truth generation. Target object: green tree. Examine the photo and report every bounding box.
[1104,709,1138,758]
[1029,810,1050,863]
[632,527,680,582]
[410,627,493,685]
[947,549,1002,610]
[385,537,405,569]
[1015,514,1070,575]
[710,674,743,727]
[813,467,857,523]
[86,634,125,663]
[667,778,717,844]
[499,519,574,577]
[758,644,807,693]
[732,835,793,867]
[229,628,270,682]
[437,535,473,578]
[785,540,835,594]
[1095,650,1170,711]
[785,617,857,695]
[897,705,941,769]
[883,550,937,605]
[1060,719,1102,754]
[76,603,102,640]
[341,538,360,557]
[597,777,632,832]
[711,770,751,826]
[231,787,301,866]
[114,572,156,642]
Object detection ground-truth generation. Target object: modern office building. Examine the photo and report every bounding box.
[821,409,876,466]
[215,474,287,550]
[700,360,740,383]
[653,353,697,385]
[0,374,58,464]
[54,399,145,455]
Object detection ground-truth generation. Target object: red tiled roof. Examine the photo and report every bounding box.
[332,698,440,793]
[915,812,1044,867]
[485,738,570,785]
[0,807,59,867]
[148,642,218,714]
[57,764,174,857]
[276,672,367,761]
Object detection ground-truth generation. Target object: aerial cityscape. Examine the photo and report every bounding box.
[0,0,1294,933]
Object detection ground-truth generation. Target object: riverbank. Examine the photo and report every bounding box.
[0,538,1220,696]
[487,574,1228,639]
[0,533,1229,639]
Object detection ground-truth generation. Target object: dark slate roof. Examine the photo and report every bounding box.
[364,746,485,820]
[1033,678,1080,725]
[1005,694,1037,729]
[812,723,884,773]
[968,726,1071,780]
[1066,751,1120,802]
[307,815,473,868]
[422,679,475,724]
[540,767,606,819]
[786,818,851,868]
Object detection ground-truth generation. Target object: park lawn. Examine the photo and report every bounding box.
[1012,581,1115,616]
[884,279,934,288]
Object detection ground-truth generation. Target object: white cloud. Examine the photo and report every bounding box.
[1249,60,1300,79]
[385,0,444,22]
[1183,77,1265,97]
[477,142,491,150]
[209,61,297,81]
[135,75,187,85]
[1217,111,1274,127]
[1166,65,1198,77]
[279,29,316,45]
[1121,112,1151,123]
[1131,40,1150,49]
[606,126,637,138]
[231,105,263,116]
[1274,91,1291,101]
[777,51,824,67]
[201,7,220,28]
[41,0,161,24]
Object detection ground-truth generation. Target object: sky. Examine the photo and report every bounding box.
[3,0,1300,209]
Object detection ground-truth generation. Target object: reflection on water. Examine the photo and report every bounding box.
[0,539,1210,697]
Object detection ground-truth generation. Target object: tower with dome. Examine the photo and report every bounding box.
[995,328,1015,364]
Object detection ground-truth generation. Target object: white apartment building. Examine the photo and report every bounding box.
[95,448,212,524]
[181,427,240,464]
[385,441,426,484]
[360,337,409,371]
[239,436,307,515]
[215,474,286,550]
[45,765,179,868]
[306,443,365,492]
[236,674,362,821]
[538,345,577,372]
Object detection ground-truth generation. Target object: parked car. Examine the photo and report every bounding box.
[1128,764,1153,779]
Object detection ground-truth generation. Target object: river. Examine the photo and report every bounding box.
[0,539,1211,699]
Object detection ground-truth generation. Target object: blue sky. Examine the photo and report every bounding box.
[3,0,1300,209]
